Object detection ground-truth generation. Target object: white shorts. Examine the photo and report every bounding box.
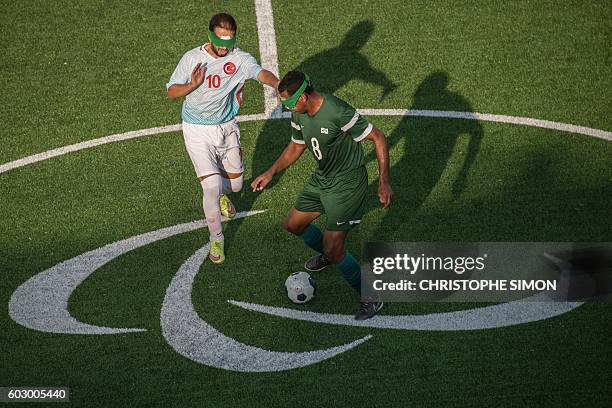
[182,120,244,178]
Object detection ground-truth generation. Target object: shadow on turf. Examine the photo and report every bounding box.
[295,20,397,102]
[253,19,397,191]
[365,70,484,240]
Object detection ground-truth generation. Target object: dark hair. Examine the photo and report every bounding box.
[209,13,237,34]
[278,70,313,96]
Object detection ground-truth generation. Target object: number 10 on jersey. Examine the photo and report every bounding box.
[206,74,221,89]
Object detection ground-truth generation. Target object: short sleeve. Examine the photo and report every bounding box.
[166,53,192,90]
[241,54,263,81]
[290,113,305,144]
[336,103,372,142]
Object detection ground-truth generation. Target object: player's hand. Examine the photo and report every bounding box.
[191,63,206,88]
[378,181,393,208]
[251,171,273,192]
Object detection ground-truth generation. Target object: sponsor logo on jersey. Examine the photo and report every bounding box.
[223,62,237,75]
[321,128,329,134]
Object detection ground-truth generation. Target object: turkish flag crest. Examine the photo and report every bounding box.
[223,62,237,75]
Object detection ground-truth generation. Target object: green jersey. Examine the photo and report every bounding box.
[290,93,372,179]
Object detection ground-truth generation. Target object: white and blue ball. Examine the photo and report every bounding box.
[284,272,316,304]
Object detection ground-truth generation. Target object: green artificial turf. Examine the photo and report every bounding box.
[1,0,611,407]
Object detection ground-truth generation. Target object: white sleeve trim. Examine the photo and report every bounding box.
[291,137,306,144]
[341,111,360,132]
[353,123,373,142]
[291,121,302,131]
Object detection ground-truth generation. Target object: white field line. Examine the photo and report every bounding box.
[1,109,610,175]
[237,113,268,122]
[254,0,282,118]
[358,109,612,141]
[0,124,178,174]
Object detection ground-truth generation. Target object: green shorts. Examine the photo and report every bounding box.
[295,167,368,231]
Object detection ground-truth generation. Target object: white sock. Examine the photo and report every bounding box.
[221,175,243,194]
[200,175,223,241]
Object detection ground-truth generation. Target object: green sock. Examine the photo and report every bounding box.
[337,251,361,294]
[298,224,323,253]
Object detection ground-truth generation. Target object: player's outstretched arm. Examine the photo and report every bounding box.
[257,69,280,90]
[257,69,281,106]
[167,63,206,100]
[364,126,393,208]
[251,141,306,192]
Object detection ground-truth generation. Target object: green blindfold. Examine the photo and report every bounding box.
[280,74,311,109]
[208,29,236,49]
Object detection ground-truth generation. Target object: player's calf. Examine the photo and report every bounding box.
[322,230,348,263]
[200,175,224,240]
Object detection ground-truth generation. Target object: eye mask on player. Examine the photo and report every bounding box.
[208,29,236,49]
[280,74,311,109]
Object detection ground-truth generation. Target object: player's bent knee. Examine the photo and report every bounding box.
[228,174,243,192]
[200,175,221,198]
[282,218,305,235]
[281,218,296,234]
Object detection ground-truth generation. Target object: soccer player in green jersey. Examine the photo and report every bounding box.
[252,71,393,320]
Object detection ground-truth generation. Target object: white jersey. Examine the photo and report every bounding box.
[167,45,262,125]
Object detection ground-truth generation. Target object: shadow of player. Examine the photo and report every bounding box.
[296,20,398,102]
[364,71,484,241]
[355,72,484,304]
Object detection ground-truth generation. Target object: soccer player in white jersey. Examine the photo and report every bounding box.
[167,13,279,264]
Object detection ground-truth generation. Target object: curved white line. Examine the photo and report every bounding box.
[357,109,612,141]
[1,124,177,175]
[8,211,264,334]
[229,293,583,331]
[1,110,609,174]
[160,245,372,372]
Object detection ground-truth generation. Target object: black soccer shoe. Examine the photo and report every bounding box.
[304,254,331,272]
[354,297,384,321]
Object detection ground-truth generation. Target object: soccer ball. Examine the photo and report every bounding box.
[284,272,316,304]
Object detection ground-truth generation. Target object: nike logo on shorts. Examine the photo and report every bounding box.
[336,220,361,225]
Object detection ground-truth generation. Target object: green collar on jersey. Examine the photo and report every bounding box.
[208,29,236,49]
[280,74,311,109]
